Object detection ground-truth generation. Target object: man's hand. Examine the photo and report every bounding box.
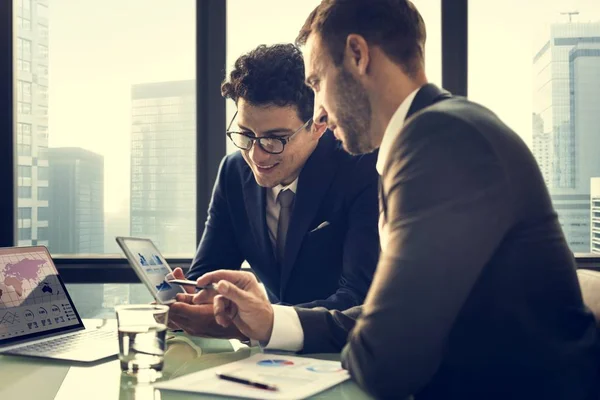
[166,267,194,294]
[196,270,274,343]
[168,293,247,340]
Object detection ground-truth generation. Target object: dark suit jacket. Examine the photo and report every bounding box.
[187,131,380,310]
[294,85,600,399]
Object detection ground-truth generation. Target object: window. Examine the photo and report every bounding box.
[18,186,32,199]
[37,206,49,221]
[469,0,600,254]
[37,186,48,201]
[18,165,32,178]
[36,3,48,26]
[37,145,47,159]
[18,0,31,17]
[17,0,31,31]
[38,166,48,180]
[17,80,32,103]
[37,226,49,241]
[18,227,32,241]
[225,0,441,153]
[18,207,32,220]
[37,44,48,61]
[18,59,31,72]
[37,64,48,78]
[17,38,31,62]
[18,143,31,156]
[15,0,197,255]
[38,24,48,41]
[17,123,32,144]
[38,85,48,101]
[18,101,31,115]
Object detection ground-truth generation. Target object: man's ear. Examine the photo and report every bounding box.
[311,120,328,139]
[345,34,370,76]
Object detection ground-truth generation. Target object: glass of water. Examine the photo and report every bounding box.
[115,304,169,374]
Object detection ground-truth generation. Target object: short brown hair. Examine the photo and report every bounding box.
[296,0,426,77]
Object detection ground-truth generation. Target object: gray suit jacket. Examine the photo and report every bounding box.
[294,85,600,400]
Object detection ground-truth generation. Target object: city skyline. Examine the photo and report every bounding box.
[15,0,600,256]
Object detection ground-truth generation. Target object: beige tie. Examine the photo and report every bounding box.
[276,189,295,263]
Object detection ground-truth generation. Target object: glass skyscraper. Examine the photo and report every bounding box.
[532,22,600,253]
[592,178,600,254]
[16,0,50,247]
[47,147,104,254]
[130,80,196,255]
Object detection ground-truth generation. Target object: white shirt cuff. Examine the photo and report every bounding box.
[262,305,304,352]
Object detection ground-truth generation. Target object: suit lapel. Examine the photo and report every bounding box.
[242,169,278,283]
[280,132,339,295]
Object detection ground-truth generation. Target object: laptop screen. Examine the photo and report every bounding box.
[0,246,83,346]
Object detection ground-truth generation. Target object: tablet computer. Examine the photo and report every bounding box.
[116,236,185,304]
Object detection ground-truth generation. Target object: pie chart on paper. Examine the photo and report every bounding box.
[256,359,295,367]
[306,364,344,373]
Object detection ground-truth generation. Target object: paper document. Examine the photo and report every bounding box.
[154,353,350,399]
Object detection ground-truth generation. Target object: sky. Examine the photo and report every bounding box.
[45,0,600,218]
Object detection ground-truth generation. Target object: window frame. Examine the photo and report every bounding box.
[0,0,597,284]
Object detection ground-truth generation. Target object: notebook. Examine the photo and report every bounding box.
[0,246,118,363]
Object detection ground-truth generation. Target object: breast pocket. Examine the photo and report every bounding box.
[305,221,341,250]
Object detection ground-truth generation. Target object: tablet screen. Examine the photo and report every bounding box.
[117,237,185,304]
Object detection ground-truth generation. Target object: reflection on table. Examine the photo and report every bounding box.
[0,319,372,400]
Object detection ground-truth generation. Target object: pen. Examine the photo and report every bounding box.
[167,279,217,291]
[215,373,278,391]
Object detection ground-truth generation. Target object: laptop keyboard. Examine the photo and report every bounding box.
[12,329,116,356]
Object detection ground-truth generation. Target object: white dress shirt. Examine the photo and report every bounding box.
[264,88,421,352]
[265,178,299,248]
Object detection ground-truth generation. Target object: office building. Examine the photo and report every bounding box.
[16,0,50,247]
[592,178,600,254]
[130,80,196,255]
[532,21,600,253]
[532,112,552,187]
[48,148,104,254]
[104,209,130,254]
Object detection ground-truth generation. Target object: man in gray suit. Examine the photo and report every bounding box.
[191,1,600,399]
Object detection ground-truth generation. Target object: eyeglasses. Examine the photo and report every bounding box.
[226,111,312,155]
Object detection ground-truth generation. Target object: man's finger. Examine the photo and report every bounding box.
[216,280,254,305]
[196,270,255,287]
[192,289,216,305]
[169,268,195,294]
[168,310,191,329]
[214,295,232,327]
[175,293,195,304]
[172,267,185,279]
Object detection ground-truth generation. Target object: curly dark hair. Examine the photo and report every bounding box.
[221,44,314,124]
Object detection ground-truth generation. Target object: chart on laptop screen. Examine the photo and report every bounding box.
[0,248,78,340]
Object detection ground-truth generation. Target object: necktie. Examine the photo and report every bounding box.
[276,189,295,263]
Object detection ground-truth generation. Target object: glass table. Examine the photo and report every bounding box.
[0,284,373,400]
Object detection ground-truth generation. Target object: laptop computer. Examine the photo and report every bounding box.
[0,246,118,363]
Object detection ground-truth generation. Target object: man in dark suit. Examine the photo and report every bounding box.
[167,44,379,335]
[193,1,600,399]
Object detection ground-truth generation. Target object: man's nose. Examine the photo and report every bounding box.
[313,106,328,126]
[249,142,271,164]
